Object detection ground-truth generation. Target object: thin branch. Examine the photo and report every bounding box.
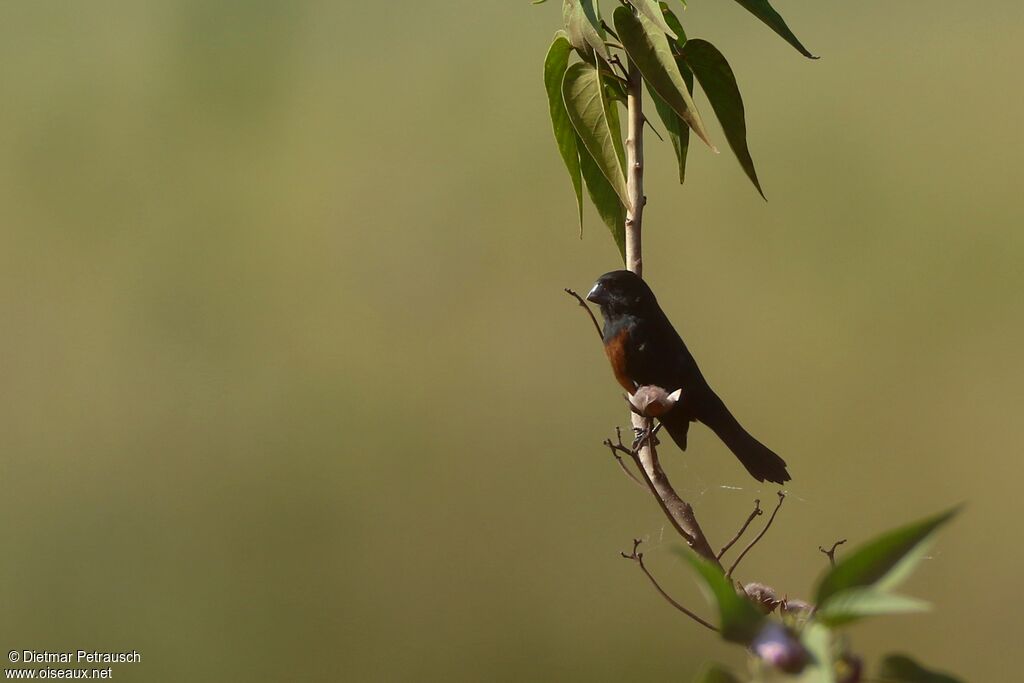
[726,491,786,578]
[619,420,696,546]
[818,539,847,568]
[603,428,646,489]
[564,288,603,340]
[717,499,763,560]
[622,539,718,632]
[608,54,629,80]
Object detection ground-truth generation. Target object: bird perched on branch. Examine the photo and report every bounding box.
[586,270,790,484]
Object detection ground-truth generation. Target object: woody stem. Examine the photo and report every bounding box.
[623,59,720,568]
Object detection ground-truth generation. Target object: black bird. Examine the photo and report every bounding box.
[586,270,790,484]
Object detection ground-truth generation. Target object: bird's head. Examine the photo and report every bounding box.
[586,270,658,315]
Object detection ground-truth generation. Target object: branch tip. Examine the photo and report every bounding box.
[726,491,786,578]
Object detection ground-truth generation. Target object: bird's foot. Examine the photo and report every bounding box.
[631,426,660,451]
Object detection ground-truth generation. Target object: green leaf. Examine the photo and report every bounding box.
[813,588,930,627]
[544,32,584,234]
[604,85,626,173]
[814,507,960,605]
[613,6,713,149]
[647,65,692,184]
[603,73,628,104]
[562,61,632,210]
[660,3,688,46]
[729,0,817,58]
[797,623,835,683]
[693,663,741,683]
[878,654,964,683]
[579,148,626,260]
[632,0,677,39]
[681,39,764,198]
[656,1,696,182]
[672,547,763,643]
[562,0,608,61]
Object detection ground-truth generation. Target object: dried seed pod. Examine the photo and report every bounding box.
[743,582,781,613]
[627,385,683,417]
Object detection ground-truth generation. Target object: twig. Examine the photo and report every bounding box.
[818,539,847,567]
[726,491,786,578]
[603,428,646,489]
[564,288,603,340]
[717,499,763,560]
[622,539,718,632]
[608,54,629,80]
[600,20,620,42]
[615,420,697,547]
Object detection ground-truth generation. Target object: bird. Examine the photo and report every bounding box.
[586,269,790,484]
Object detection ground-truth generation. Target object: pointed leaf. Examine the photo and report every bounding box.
[660,2,688,46]
[579,147,626,260]
[681,39,764,198]
[654,3,693,183]
[544,33,584,233]
[815,507,960,605]
[614,6,714,149]
[879,654,964,683]
[729,0,817,58]
[633,0,677,39]
[647,66,692,184]
[562,61,632,210]
[672,547,764,643]
[693,664,741,683]
[814,588,930,627]
[563,0,608,61]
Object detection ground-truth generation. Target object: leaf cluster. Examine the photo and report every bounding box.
[541,0,814,258]
[674,508,966,682]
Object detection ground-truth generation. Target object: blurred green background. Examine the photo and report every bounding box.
[0,1,1021,681]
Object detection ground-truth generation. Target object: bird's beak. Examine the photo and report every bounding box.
[586,282,605,305]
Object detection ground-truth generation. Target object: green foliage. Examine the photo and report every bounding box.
[613,6,712,147]
[727,0,817,58]
[797,623,835,683]
[814,507,960,605]
[879,654,965,683]
[647,74,692,184]
[539,0,810,253]
[579,146,627,258]
[681,39,763,198]
[561,62,632,210]
[544,33,584,232]
[632,0,678,39]
[813,588,930,627]
[673,548,764,644]
[665,510,964,681]
[562,0,609,61]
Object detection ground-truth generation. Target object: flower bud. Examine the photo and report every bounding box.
[750,622,808,674]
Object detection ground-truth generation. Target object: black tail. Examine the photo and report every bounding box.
[699,397,790,484]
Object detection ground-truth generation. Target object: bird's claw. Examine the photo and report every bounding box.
[631,426,660,451]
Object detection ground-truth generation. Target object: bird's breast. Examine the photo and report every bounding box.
[603,327,636,394]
